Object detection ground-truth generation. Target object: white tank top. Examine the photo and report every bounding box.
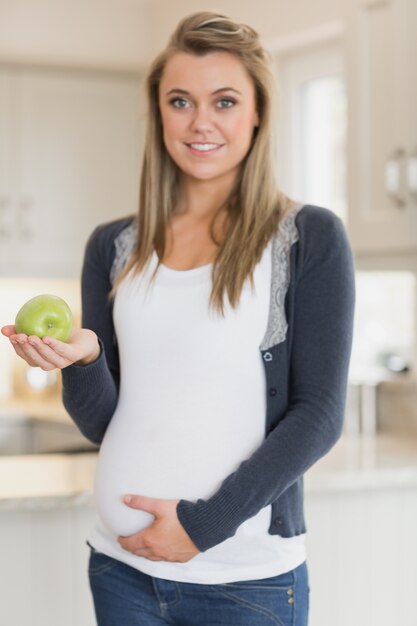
[88,242,306,583]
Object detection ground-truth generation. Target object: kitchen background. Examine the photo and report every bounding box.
[1,0,417,625]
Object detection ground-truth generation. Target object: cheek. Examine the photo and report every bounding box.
[161,112,185,142]
[162,119,176,144]
[227,112,257,146]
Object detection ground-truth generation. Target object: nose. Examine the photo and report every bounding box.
[189,105,214,134]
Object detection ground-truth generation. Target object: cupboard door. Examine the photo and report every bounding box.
[305,483,417,626]
[0,70,18,272]
[406,0,417,209]
[0,506,97,626]
[346,0,416,252]
[13,69,142,278]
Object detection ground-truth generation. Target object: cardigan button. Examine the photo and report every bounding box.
[269,387,277,396]
[263,352,273,362]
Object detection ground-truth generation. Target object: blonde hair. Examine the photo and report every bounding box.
[110,10,296,315]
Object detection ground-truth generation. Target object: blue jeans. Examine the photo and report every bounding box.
[88,544,309,625]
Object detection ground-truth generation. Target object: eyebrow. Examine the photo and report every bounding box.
[165,87,242,96]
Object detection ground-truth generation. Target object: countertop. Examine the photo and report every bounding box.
[0,396,70,423]
[2,433,417,510]
[304,433,417,492]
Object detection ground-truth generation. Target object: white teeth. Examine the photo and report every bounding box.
[189,143,221,151]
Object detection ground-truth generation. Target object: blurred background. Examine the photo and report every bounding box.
[0,1,416,625]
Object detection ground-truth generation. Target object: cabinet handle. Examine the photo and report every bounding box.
[18,196,35,240]
[406,149,417,201]
[385,148,406,208]
[0,195,13,239]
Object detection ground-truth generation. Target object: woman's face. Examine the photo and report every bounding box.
[158,51,259,187]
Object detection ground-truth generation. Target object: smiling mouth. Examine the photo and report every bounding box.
[184,143,225,156]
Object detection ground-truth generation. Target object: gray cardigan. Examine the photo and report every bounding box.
[61,203,355,553]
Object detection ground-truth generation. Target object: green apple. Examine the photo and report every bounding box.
[15,294,73,342]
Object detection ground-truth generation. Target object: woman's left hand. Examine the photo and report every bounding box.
[117,495,201,563]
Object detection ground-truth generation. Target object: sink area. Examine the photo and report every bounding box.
[0,415,99,455]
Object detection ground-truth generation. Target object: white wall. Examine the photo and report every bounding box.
[0,0,151,71]
[0,0,346,70]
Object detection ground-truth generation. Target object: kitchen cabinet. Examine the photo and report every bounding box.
[346,0,417,253]
[0,72,12,270]
[306,479,417,626]
[0,66,143,278]
[0,503,97,626]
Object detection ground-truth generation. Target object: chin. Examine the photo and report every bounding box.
[181,167,225,181]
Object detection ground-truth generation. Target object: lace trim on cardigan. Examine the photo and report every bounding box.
[109,204,303,350]
[109,219,138,286]
[259,202,303,351]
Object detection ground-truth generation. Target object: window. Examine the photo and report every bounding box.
[275,40,347,223]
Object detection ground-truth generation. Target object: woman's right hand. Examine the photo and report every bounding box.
[0,325,101,371]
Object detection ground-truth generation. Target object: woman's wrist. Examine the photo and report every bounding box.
[75,340,101,366]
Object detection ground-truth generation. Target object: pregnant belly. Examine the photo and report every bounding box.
[93,412,215,537]
[93,402,259,537]
[94,430,156,537]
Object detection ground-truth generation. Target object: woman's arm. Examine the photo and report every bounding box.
[61,224,121,444]
[176,209,356,551]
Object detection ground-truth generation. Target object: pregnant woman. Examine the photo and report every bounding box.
[2,11,355,626]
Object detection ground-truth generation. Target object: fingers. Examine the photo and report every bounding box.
[8,334,69,370]
[122,495,155,513]
[118,533,146,552]
[1,325,16,337]
[3,326,98,371]
[41,335,71,358]
[118,535,158,559]
[7,333,36,367]
[10,339,37,366]
[26,336,71,369]
[9,335,56,370]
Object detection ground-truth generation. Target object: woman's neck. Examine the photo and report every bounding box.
[177,173,237,221]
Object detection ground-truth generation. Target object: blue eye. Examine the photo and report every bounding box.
[218,98,236,108]
[168,97,236,109]
[169,97,189,109]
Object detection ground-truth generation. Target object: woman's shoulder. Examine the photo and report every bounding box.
[87,214,136,247]
[82,214,136,275]
[291,203,353,274]
[85,214,135,255]
[272,201,346,254]
[290,203,350,255]
[295,203,343,230]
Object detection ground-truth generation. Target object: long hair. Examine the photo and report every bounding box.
[110,10,297,315]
